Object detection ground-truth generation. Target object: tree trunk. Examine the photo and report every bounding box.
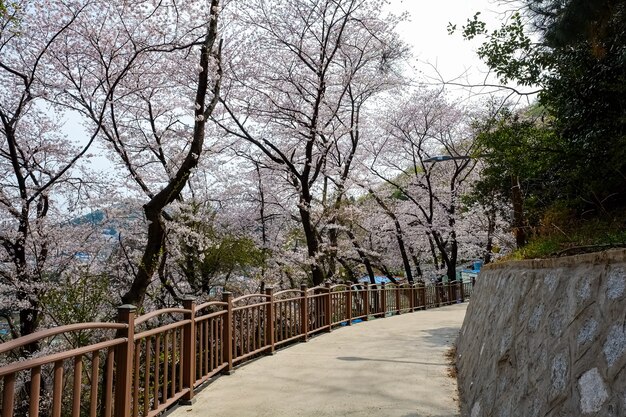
[484,208,496,264]
[345,229,376,284]
[408,246,423,278]
[120,14,222,306]
[368,190,413,283]
[299,200,325,286]
[337,257,357,283]
[511,175,527,248]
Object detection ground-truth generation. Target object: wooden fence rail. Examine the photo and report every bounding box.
[0,280,474,416]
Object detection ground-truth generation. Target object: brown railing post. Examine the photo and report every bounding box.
[300,284,308,341]
[408,284,414,312]
[325,282,332,332]
[181,297,196,404]
[395,285,401,315]
[265,287,275,354]
[3,373,16,417]
[449,282,453,305]
[222,292,234,374]
[435,283,441,307]
[346,285,352,325]
[421,283,427,309]
[363,284,370,321]
[115,305,136,417]
[381,283,387,317]
[459,279,465,302]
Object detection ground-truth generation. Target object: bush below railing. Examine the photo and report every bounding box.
[0,280,474,417]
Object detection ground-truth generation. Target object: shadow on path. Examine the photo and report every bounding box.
[419,326,461,348]
[337,356,446,366]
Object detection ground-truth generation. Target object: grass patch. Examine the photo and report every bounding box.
[505,210,626,260]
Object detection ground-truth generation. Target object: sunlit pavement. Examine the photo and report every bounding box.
[171,303,467,417]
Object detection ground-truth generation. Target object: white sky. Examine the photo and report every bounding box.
[386,0,534,99]
[390,0,500,74]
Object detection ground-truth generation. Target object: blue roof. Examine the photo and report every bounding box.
[357,276,392,284]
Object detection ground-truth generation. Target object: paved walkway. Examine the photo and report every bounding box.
[172,303,467,417]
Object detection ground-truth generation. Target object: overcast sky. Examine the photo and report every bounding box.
[386,0,532,98]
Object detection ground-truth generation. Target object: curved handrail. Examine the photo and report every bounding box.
[135,308,191,325]
[329,284,349,291]
[134,320,191,340]
[0,322,128,355]
[194,309,228,322]
[196,301,228,313]
[233,301,269,311]
[233,293,270,303]
[274,289,303,298]
[0,338,125,377]
[306,285,329,293]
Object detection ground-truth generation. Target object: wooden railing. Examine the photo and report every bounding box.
[0,280,473,417]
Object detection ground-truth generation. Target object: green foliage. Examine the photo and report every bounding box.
[42,272,113,346]
[0,1,21,32]
[390,188,408,201]
[509,211,626,259]
[176,204,266,293]
[472,107,563,222]
[450,12,546,85]
[456,0,626,251]
[196,235,265,279]
[511,237,562,260]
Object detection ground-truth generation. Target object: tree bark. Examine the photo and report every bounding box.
[511,175,527,248]
[121,10,222,306]
[345,229,376,284]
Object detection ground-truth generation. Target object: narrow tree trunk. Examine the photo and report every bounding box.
[345,229,375,284]
[408,246,423,278]
[511,175,527,248]
[379,264,398,284]
[484,208,496,264]
[299,201,325,286]
[427,233,439,271]
[337,257,357,283]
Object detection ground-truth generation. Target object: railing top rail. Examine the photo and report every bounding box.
[0,322,128,355]
[233,293,271,303]
[0,338,125,377]
[306,285,329,293]
[195,309,228,322]
[274,289,303,298]
[135,308,191,325]
[233,301,269,311]
[196,301,228,312]
[329,284,349,291]
[134,319,191,340]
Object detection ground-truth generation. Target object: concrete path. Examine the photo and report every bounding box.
[171,303,467,417]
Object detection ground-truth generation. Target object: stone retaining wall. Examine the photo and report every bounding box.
[457,249,626,417]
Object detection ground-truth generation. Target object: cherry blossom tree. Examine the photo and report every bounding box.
[53,0,224,307]
[218,0,407,285]
[367,88,478,282]
[0,0,107,346]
